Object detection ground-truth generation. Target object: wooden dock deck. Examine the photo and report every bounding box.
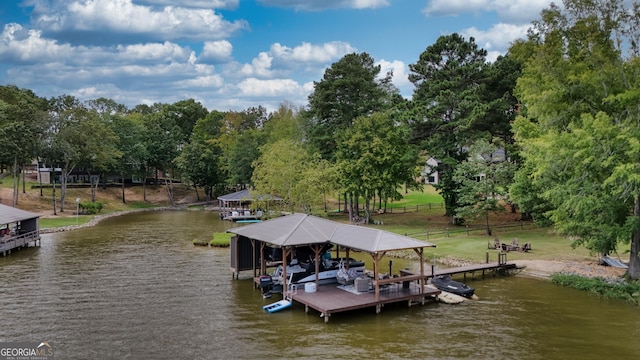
[289,282,441,323]
[257,259,518,322]
[430,260,518,280]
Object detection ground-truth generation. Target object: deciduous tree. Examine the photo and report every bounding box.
[513,0,640,279]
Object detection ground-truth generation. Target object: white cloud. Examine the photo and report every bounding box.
[422,0,553,23]
[199,40,233,63]
[0,24,75,63]
[239,51,274,77]
[33,0,249,42]
[135,0,239,9]
[270,41,356,63]
[116,41,193,63]
[257,0,389,11]
[377,58,410,90]
[174,75,224,88]
[461,23,530,53]
[237,78,302,96]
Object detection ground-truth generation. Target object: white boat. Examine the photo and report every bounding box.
[270,257,365,288]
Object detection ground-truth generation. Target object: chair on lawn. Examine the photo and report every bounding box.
[520,242,532,252]
[503,238,520,252]
[488,237,501,250]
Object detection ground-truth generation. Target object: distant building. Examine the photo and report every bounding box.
[421,148,507,185]
[421,157,440,185]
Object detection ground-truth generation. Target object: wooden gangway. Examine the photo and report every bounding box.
[429,259,518,281]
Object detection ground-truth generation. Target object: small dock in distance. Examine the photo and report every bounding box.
[428,254,518,280]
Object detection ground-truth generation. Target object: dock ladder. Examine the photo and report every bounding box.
[285,273,298,301]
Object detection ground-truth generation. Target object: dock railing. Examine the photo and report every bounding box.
[0,230,40,253]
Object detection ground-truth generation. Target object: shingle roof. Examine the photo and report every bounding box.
[217,189,282,202]
[0,204,40,224]
[227,213,435,253]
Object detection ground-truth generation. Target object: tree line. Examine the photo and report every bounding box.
[0,0,638,278]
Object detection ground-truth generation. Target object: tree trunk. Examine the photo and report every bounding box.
[628,195,640,280]
[52,171,57,216]
[60,168,72,212]
[12,155,18,206]
[485,210,491,236]
[87,170,98,202]
[121,173,126,204]
[164,178,174,206]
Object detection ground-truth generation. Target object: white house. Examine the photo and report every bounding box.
[421,148,507,185]
[421,157,440,185]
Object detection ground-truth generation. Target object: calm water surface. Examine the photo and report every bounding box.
[1,211,639,359]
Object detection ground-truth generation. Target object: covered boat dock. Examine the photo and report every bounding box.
[228,213,441,322]
[217,189,282,221]
[0,204,41,256]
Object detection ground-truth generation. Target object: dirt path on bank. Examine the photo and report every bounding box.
[515,259,626,280]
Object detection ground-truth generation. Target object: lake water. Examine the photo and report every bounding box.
[1,210,639,359]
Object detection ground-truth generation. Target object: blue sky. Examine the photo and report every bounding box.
[0,0,553,112]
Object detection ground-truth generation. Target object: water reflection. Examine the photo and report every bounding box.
[0,210,638,359]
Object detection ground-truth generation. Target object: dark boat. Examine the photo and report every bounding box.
[430,275,475,298]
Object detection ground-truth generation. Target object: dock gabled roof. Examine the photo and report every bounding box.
[0,204,40,225]
[227,213,435,253]
[217,189,282,202]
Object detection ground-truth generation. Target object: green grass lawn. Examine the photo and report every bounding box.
[384,185,443,208]
[39,216,91,228]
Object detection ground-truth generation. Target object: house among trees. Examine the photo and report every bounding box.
[422,148,507,185]
[421,157,440,185]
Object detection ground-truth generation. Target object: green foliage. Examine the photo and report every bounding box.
[550,274,640,305]
[454,139,516,233]
[513,0,640,278]
[80,201,103,214]
[252,139,331,213]
[306,52,397,160]
[209,232,232,247]
[407,34,493,220]
[336,112,421,221]
[143,108,183,173]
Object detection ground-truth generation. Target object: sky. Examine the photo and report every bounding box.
[0,0,555,112]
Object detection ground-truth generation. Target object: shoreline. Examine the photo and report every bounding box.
[39,205,207,234]
[37,206,626,281]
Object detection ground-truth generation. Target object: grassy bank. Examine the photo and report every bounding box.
[551,274,640,305]
[0,178,599,264]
